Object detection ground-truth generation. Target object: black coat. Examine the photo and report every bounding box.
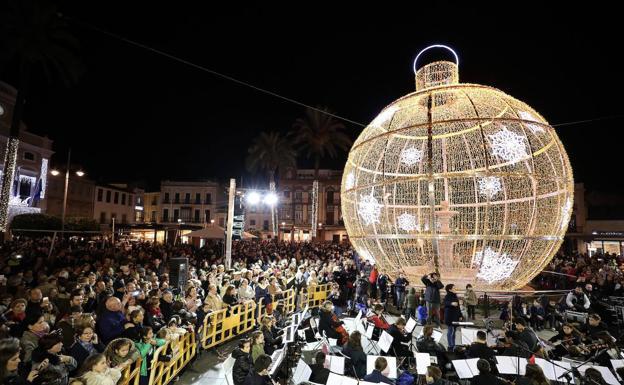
[243,373,272,385]
[443,292,461,326]
[387,325,412,357]
[318,310,342,341]
[469,373,506,385]
[363,370,394,385]
[309,363,330,384]
[232,348,254,385]
[342,344,367,379]
[68,340,105,367]
[261,326,279,355]
[421,275,443,304]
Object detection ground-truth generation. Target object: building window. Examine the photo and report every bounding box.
[263,220,269,231]
[194,209,200,222]
[121,214,127,224]
[114,192,119,204]
[327,190,334,203]
[250,219,256,226]
[163,209,169,222]
[106,190,111,203]
[195,193,201,204]
[174,193,180,204]
[97,189,103,202]
[204,209,210,222]
[205,193,212,204]
[173,209,179,221]
[184,193,190,204]
[99,212,106,224]
[284,190,290,198]
[295,191,302,201]
[129,195,133,206]
[121,193,126,205]
[219,217,225,227]
[23,152,35,161]
[151,211,157,222]
[164,193,170,203]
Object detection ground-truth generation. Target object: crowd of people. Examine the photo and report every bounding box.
[0,236,622,385]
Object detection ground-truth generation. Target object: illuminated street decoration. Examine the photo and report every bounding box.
[341,46,574,289]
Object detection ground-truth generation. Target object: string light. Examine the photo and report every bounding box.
[400,147,424,166]
[397,212,418,231]
[357,193,382,226]
[0,138,19,231]
[310,180,318,237]
[341,50,574,290]
[478,176,502,200]
[40,158,49,199]
[488,126,529,164]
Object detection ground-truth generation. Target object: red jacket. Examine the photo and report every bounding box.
[367,314,390,330]
[369,268,378,284]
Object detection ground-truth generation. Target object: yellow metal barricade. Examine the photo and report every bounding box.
[305,283,331,309]
[202,301,257,349]
[118,357,141,385]
[279,288,296,315]
[147,332,197,385]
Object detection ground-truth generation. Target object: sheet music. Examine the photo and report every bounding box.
[415,353,431,375]
[552,360,573,382]
[365,323,375,339]
[327,372,358,385]
[293,359,311,384]
[292,313,301,326]
[452,359,479,379]
[269,349,284,375]
[405,317,417,334]
[283,325,295,344]
[577,364,620,385]
[378,330,394,353]
[366,356,397,379]
[496,356,527,375]
[327,338,338,346]
[325,355,345,375]
[611,359,624,381]
[460,328,479,345]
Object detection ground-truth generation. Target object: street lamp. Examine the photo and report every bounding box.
[50,148,84,235]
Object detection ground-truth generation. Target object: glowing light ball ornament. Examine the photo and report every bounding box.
[341,45,573,290]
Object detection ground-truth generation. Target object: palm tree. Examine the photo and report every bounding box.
[0,0,82,231]
[291,106,352,179]
[245,131,297,186]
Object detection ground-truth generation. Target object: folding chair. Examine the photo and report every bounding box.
[222,355,236,385]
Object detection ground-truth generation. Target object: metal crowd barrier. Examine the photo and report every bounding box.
[148,331,197,385]
[118,357,142,385]
[300,283,332,309]
[202,300,257,349]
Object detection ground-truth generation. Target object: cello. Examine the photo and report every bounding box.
[331,311,349,346]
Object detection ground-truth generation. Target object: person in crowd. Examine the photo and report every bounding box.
[464,284,477,320]
[232,339,254,385]
[259,316,279,356]
[425,365,457,385]
[529,300,545,331]
[135,327,165,385]
[421,273,443,328]
[363,357,393,385]
[250,331,265,363]
[204,284,224,312]
[394,272,409,312]
[98,297,128,345]
[184,286,200,313]
[238,279,255,302]
[68,325,105,365]
[104,338,138,370]
[308,351,330,384]
[222,285,240,307]
[443,284,461,350]
[20,313,48,363]
[342,331,367,379]
[80,353,122,385]
[566,284,591,312]
[159,290,175,320]
[511,318,537,352]
[466,331,496,363]
[404,288,417,319]
[0,338,43,385]
[243,353,273,385]
[31,332,77,385]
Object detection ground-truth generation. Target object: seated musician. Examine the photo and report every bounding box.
[515,363,550,385]
[318,300,347,345]
[565,284,590,312]
[581,313,608,341]
[308,351,330,384]
[510,318,537,353]
[387,317,413,358]
[496,331,531,359]
[342,331,367,379]
[417,325,448,369]
[466,331,496,363]
[470,359,507,385]
[367,304,390,331]
[260,316,280,355]
[548,322,581,346]
[363,357,394,385]
[243,353,275,385]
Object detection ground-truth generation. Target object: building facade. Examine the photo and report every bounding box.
[278,169,347,242]
[93,184,143,228]
[159,180,218,225]
[45,174,95,220]
[0,81,54,223]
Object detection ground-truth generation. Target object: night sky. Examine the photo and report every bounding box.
[3,3,623,193]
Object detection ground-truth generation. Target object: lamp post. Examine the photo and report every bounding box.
[50,148,85,236]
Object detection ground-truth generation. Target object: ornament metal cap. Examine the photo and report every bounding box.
[414,44,459,91]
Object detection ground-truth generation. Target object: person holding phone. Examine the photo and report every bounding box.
[0,338,46,385]
[69,325,105,365]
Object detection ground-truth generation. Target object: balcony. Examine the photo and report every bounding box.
[163,199,170,204]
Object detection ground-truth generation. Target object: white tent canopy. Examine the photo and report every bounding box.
[184,225,256,240]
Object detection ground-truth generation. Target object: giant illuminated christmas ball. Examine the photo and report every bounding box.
[341,46,573,290]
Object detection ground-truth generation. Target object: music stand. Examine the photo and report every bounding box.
[362,321,381,355]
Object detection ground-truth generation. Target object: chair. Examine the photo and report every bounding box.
[222,355,236,385]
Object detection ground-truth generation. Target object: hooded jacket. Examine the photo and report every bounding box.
[231,348,253,385]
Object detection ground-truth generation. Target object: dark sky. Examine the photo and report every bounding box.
[5,3,624,192]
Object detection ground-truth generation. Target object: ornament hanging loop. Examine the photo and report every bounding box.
[413,44,459,74]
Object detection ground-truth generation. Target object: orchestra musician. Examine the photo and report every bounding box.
[243,353,276,385]
[308,351,330,384]
[469,359,508,385]
[509,318,537,352]
[387,318,413,358]
[363,357,393,385]
[549,322,581,346]
[417,325,448,369]
[466,331,496,363]
[367,304,390,331]
[318,300,348,345]
[515,363,550,385]
[495,331,531,358]
[580,313,608,341]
